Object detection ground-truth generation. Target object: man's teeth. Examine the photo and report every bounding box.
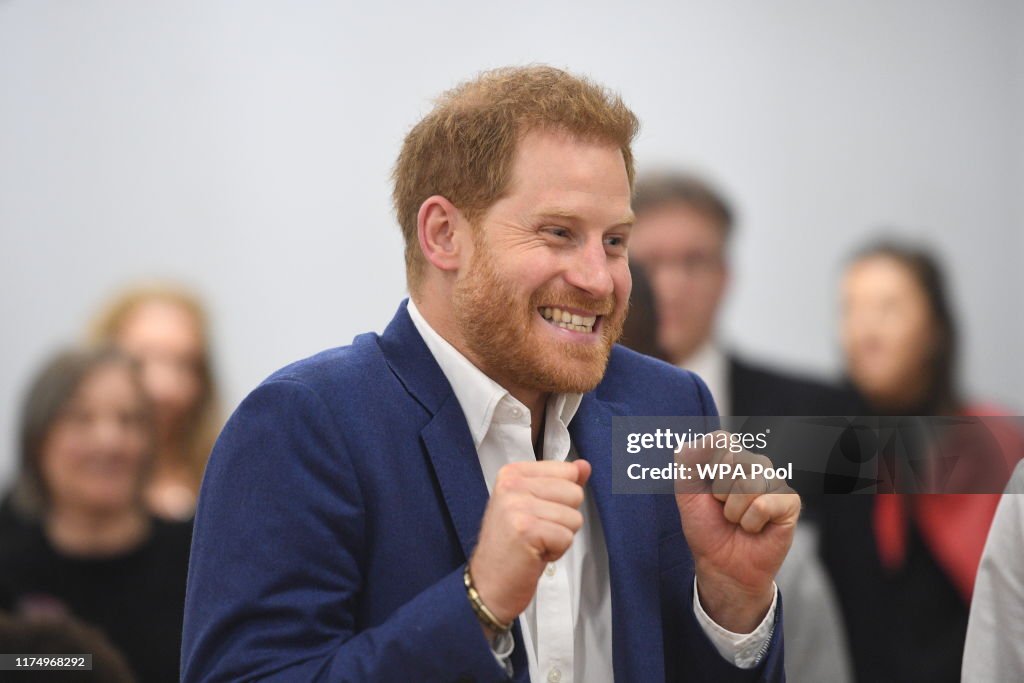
[540,307,597,333]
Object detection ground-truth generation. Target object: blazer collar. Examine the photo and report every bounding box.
[378,299,455,415]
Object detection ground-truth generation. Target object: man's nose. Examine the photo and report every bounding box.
[650,265,689,304]
[564,240,614,299]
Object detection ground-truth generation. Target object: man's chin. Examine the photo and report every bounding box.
[528,355,611,395]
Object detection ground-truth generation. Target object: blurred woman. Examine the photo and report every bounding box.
[840,242,959,415]
[819,240,1019,683]
[0,347,192,683]
[90,284,220,520]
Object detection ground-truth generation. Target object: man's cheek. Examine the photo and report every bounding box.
[618,272,633,300]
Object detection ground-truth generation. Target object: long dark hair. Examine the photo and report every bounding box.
[849,240,960,414]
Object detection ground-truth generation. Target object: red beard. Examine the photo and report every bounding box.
[452,237,627,395]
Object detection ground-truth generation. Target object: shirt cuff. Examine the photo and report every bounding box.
[489,628,515,677]
[692,578,778,669]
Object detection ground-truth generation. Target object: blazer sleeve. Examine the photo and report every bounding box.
[180,378,509,682]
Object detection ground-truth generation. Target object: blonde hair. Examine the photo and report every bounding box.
[392,65,640,292]
[88,282,220,488]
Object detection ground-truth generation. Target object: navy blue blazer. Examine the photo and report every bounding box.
[181,301,785,682]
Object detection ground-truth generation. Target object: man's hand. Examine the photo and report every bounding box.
[469,460,591,631]
[675,432,800,633]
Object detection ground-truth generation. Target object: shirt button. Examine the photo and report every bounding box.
[545,563,556,577]
[547,668,561,683]
[511,407,522,418]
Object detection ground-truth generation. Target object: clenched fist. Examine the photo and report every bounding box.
[675,432,801,633]
[469,459,591,631]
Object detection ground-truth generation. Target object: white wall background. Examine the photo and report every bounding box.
[2,0,1022,487]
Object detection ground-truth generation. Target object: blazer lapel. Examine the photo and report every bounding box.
[379,300,491,558]
[380,300,531,680]
[572,393,665,683]
[420,393,490,559]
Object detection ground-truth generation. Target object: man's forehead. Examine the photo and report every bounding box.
[501,129,632,221]
[511,129,629,187]
[634,203,727,240]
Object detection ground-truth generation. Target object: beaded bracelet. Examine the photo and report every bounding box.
[463,565,513,634]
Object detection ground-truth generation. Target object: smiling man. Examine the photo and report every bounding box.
[181,66,799,682]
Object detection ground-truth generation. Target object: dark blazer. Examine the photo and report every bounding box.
[727,355,865,517]
[728,356,864,418]
[181,301,785,682]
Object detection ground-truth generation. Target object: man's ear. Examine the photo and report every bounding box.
[417,195,468,274]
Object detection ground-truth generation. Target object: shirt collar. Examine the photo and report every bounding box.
[679,339,729,416]
[407,299,582,447]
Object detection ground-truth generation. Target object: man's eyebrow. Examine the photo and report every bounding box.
[534,208,581,221]
[533,208,635,227]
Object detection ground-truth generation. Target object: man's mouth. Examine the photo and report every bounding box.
[539,306,600,334]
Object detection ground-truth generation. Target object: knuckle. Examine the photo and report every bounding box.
[498,461,523,479]
[750,496,771,516]
[496,473,522,494]
[568,510,584,531]
[553,527,574,552]
[567,484,584,507]
[510,511,532,537]
[737,478,759,494]
[502,495,524,516]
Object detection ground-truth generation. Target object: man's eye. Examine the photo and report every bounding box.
[605,235,626,248]
[545,227,571,239]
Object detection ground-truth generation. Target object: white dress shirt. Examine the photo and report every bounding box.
[679,341,730,417]
[407,301,775,681]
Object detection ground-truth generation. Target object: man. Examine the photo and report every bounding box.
[627,173,856,683]
[626,173,861,418]
[181,66,799,682]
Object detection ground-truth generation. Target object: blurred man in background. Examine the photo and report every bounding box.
[626,173,855,682]
[627,172,861,417]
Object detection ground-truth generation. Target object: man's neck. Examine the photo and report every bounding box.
[674,337,717,368]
